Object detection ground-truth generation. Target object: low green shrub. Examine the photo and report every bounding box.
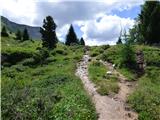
[101,45,110,50]
[119,44,137,69]
[63,57,70,61]
[2,62,11,67]
[33,48,49,64]
[90,52,99,57]
[22,58,35,66]
[50,50,56,56]
[73,56,81,61]
[55,49,67,55]
[2,51,33,65]
[45,57,57,63]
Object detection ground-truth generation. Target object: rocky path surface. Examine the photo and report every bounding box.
[76,54,138,120]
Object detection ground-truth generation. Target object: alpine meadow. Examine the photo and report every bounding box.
[1,1,160,120]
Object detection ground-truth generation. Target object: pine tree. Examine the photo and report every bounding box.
[120,43,136,69]
[116,28,123,44]
[65,24,78,45]
[40,16,58,49]
[1,26,9,37]
[138,1,160,44]
[116,37,122,44]
[80,37,85,45]
[23,28,29,40]
[122,29,130,44]
[16,29,22,40]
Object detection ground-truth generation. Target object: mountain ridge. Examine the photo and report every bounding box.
[1,16,41,39]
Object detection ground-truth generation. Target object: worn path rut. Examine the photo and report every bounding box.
[76,54,138,120]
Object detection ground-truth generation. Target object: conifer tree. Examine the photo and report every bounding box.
[40,16,58,49]
[23,28,29,40]
[116,37,122,44]
[1,26,9,37]
[116,29,123,44]
[120,43,136,69]
[138,1,160,44]
[80,37,85,45]
[16,29,22,40]
[65,24,78,45]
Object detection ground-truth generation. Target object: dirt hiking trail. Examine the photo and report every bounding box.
[76,53,138,120]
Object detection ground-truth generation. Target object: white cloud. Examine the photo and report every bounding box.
[78,14,134,46]
[0,0,36,26]
[56,24,70,42]
[0,0,144,45]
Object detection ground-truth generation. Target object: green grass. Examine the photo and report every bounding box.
[117,68,136,81]
[89,45,110,58]
[2,35,160,120]
[1,37,97,120]
[128,66,160,120]
[97,44,160,119]
[88,60,119,95]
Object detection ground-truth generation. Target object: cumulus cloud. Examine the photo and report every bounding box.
[56,24,70,42]
[34,1,111,27]
[1,0,144,45]
[0,0,36,26]
[78,14,135,45]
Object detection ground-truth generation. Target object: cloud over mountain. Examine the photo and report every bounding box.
[1,0,144,45]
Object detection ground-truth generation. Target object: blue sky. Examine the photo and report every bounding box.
[111,6,141,19]
[0,0,144,45]
[74,5,141,41]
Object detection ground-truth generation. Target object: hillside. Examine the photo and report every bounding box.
[1,1,160,120]
[1,35,160,120]
[1,36,97,119]
[1,16,41,39]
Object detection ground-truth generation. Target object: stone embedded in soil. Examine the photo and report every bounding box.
[76,54,138,120]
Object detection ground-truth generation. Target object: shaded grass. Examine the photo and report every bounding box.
[88,60,119,95]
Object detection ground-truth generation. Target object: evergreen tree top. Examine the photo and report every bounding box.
[80,37,85,45]
[40,16,58,49]
[42,16,56,31]
[65,24,78,45]
[23,28,29,40]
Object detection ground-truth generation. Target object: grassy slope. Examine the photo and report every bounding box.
[88,60,119,95]
[1,37,97,120]
[92,44,160,120]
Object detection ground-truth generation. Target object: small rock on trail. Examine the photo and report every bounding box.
[76,54,138,120]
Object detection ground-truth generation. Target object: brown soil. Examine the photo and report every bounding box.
[76,54,138,120]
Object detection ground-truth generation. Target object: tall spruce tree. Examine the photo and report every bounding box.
[40,16,58,49]
[117,30,122,44]
[116,37,122,44]
[138,1,160,44]
[65,24,78,45]
[1,26,9,37]
[16,29,22,40]
[80,37,85,45]
[23,28,29,40]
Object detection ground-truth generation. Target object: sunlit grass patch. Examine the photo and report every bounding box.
[88,60,119,95]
